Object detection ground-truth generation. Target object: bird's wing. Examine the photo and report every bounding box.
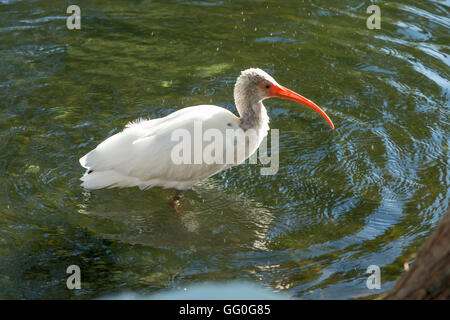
[79,105,241,189]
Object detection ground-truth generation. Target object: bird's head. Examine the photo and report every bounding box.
[234,68,334,130]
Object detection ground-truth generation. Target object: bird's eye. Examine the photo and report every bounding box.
[265,84,271,89]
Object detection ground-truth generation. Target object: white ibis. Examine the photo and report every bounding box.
[79,68,334,202]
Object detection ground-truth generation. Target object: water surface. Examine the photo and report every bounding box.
[0,0,449,299]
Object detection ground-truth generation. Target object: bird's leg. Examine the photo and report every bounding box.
[168,189,183,213]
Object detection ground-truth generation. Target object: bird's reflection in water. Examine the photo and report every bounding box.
[77,179,274,253]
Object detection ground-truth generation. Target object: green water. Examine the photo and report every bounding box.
[0,0,449,299]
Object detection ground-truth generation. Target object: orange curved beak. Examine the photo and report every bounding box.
[269,85,334,130]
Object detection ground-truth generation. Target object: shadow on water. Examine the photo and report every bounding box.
[78,180,275,253]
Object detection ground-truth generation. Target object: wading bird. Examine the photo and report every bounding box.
[79,68,334,206]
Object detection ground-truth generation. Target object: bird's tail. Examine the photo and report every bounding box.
[80,170,117,190]
[80,170,138,190]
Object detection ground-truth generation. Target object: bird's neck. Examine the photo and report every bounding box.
[233,77,269,132]
[237,100,270,132]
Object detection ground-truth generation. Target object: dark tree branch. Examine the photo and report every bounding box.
[383,207,450,299]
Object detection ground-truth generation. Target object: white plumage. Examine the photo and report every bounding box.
[80,105,265,190]
[79,68,333,192]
